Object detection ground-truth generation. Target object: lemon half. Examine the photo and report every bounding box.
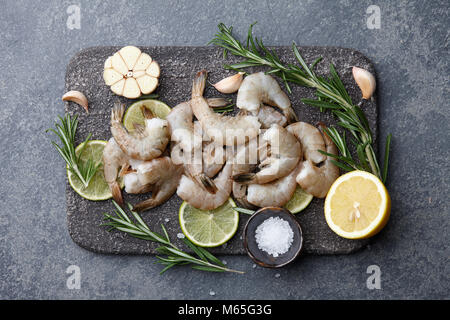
[324,170,391,239]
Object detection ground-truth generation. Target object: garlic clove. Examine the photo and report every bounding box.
[136,74,158,94]
[111,52,129,76]
[104,56,113,69]
[103,68,123,86]
[213,72,244,94]
[122,78,141,99]
[111,79,125,96]
[119,46,141,70]
[146,61,160,78]
[133,53,152,72]
[62,90,89,113]
[352,67,376,100]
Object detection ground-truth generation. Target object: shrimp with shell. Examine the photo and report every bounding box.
[296,124,339,198]
[126,156,184,212]
[102,137,129,206]
[286,122,326,164]
[190,70,261,147]
[110,102,170,161]
[233,124,301,185]
[236,72,298,123]
[166,101,217,193]
[246,163,301,208]
[177,162,233,210]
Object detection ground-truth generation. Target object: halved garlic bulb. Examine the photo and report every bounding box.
[103,46,160,99]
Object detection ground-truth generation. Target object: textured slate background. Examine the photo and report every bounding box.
[66,46,375,255]
[0,0,448,299]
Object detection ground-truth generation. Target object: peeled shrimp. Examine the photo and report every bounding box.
[110,102,169,161]
[129,157,184,212]
[246,163,301,208]
[233,124,301,185]
[236,72,298,123]
[296,124,339,198]
[190,70,261,146]
[177,162,233,210]
[102,137,129,206]
[286,122,326,164]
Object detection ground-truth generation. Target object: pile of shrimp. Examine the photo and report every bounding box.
[103,70,340,212]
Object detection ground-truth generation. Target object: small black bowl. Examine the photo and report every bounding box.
[243,207,303,268]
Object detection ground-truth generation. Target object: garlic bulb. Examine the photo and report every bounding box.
[62,90,89,113]
[213,72,244,94]
[352,67,376,100]
[103,46,160,99]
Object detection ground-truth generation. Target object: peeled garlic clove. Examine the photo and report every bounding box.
[352,67,376,100]
[62,90,89,113]
[213,72,244,94]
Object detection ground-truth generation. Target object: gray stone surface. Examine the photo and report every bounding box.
[0,0,448,299]
[66,46,374,255]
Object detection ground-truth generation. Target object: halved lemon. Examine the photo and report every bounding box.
[324,171,391,239]
[179,198,239,247]
[122,99,171,132]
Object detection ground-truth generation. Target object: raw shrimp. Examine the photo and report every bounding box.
[230,139,258,209]
[167,103,216,193]
[177,162,233,210]
[286,122,326,164]
[202,141,227,178]
[246,164,301,208]
[102,137,129,206]
[130,157,184,212]
[255,105,288,128]
[296,124,339,198]
[110,102,169,161]
[190,70,261,146]
[236,72,298,123]
[233,124,301,185]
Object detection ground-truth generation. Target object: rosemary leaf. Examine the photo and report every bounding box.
[102,202,243,274]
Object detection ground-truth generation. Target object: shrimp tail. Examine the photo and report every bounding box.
[110,181,124,207]
[112,102,125,123]
[197,174,218,194]
[285,108,299,124]
[133,198,157,212]
[232,172,256,184]
[141,105,155,119]
[192,70,207,98]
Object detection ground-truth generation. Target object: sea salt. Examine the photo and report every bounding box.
[177,233,185,239]
[255,216,294,257]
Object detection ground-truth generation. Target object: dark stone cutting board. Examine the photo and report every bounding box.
[65,46,377,255]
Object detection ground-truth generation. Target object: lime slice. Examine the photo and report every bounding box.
[123,99,171,132]
[284,186,314,214]
[179,198,239,247]
[67,140,112,201]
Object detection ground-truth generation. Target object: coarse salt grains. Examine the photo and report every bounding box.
[255,216,294,257]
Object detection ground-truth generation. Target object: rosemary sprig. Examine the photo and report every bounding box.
[47,113,100,188]
[209,23,392,183]
[102,201,244,274]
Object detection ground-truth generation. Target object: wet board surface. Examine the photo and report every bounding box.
[65,46,377,255]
